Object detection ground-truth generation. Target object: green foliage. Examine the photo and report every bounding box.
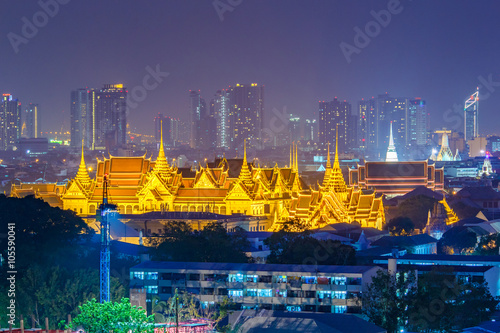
[0,195,92,270]
[149,221,251,263]
[16,265,125,328]
[363,269,417,333]
[387,216,414,236]
[68,298,154,333]
[438,227,477,254]
[407,269,499,332]
[153,292,237,330]
[264,229,356,265]
[394,195,437,230]
[0,195,133,328]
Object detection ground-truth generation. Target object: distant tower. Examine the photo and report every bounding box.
[464,87,479,142]
[385,122,398,162]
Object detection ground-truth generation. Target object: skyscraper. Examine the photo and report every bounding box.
[25,103,41,138]
[318,97,351,151]
[0,94,21,150]
[70,88,88,147]
[304,118,317,142]
[189,90,206,149]
[408,98,428,146]
[155,113,180,147]
[358,98,375,150]
[214,89,230,149]
[87,84,128,150]
[228,83,264,149]
[464,88,479,142]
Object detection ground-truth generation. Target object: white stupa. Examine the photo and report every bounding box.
[385,121,399,162]
[436,132,454,161]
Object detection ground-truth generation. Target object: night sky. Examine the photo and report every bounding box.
[1,0,499,135]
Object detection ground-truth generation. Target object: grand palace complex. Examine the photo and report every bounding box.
[11,136,386,231]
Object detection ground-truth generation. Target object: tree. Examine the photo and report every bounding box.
[475,233,500,255]
[149,221,251,263]
[438,227,477,254]
[68,298,154,333]
[387,216,414,236]
[363,269,417,333]
[264,230,356,265]
[407,268,498,332]
[153,292,237,331]
[395,195,437,230]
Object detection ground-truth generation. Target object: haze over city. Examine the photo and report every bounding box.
[1,0,499,135]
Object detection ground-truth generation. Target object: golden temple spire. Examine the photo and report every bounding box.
[294,144,299,171]
[333,125,340,170]
[75,140,91,186]
[154,120,170,175]
[326,142,331,169]
[238,139,253,186]
[290,143,293,168]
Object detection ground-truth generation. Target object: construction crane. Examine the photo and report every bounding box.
[98,174,117,303]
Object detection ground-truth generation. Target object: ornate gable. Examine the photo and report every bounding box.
[226,181,252,201]
[193,169,217,188]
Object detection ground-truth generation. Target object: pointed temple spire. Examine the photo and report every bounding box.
[290,143,293,168]
[326,142,331,169]
[75,140,91,186]
[333,126,340,170]
[238,139,253,186]
[154,120,170,174]
[326,125,347,195]
[294,144,299,171]
[385,121,399,162]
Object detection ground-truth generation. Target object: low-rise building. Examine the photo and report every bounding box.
[129,261,381,314]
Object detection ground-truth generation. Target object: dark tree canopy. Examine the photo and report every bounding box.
[394,195,437,230]
[438,227,477,254]
[264,230,356,266]
[407,269,498,332]
[149,221,251,263]
[387,216,414,236]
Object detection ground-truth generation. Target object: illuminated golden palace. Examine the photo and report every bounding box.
[11,131,385,230]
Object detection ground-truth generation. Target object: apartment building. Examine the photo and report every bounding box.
[130,261,381,314]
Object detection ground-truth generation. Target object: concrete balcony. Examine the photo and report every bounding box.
[301,284,316,291]
[158,280,172,287]
[300,298,317,305]
[347,285,362,292]
[257,282,273,289]
[186,281,201,288]
[318,298,331,305]
[332,299,347,306]
[227,282,245,289]
[331,285,347,291]
[316,284,331,291]
[200,281,216,288]
[284,297,301,305]
[198,295,216,302]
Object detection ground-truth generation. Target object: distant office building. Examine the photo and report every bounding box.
[304,118,317,142]
[318,98,351,151]
[464,88,479,142]
[73,84,127,150]
[358,98,375,150]
[0,94,22,150]
[214,89,231,149]
[70,88,89,147]
[289,115,301,142]
[228,83,264,149]
[89,84,128,150]
[188,90,207,149]
[25,103,41,139]
[154,114,179,147]
[468,136,487,157]
[487,136,500,153]
[408,98,428,146]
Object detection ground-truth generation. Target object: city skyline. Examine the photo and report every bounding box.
[1,1,499,136]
